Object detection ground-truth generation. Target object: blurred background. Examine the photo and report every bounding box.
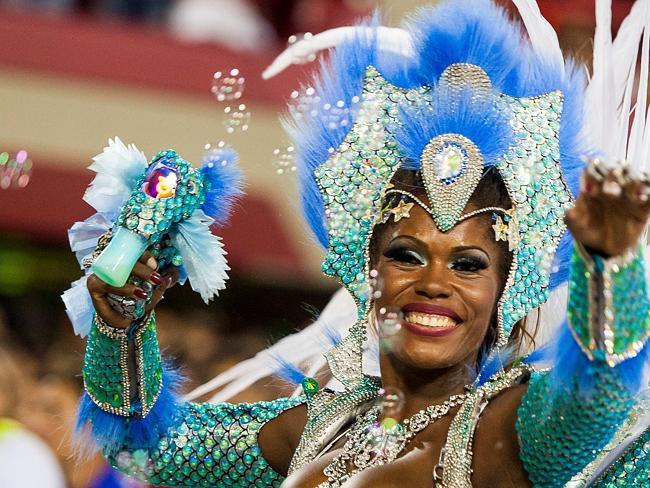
[0,0,638,486]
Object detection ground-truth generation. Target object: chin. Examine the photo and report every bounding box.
[384,329,475,371]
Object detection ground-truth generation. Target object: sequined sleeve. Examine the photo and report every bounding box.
[516,243,650,487]
[79,313,305,486]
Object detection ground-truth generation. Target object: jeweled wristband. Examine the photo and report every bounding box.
[83,313,162,416]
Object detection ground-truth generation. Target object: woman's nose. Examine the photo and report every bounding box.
[414,260,453,299]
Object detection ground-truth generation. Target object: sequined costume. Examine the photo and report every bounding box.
[72,0,650,486]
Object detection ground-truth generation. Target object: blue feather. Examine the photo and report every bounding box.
[394,86,514,171]
[475,344,519,386]
[323,324,343,346]
[550,321,649,394]
[76,363,184,455]
[271,355,306,386]
[200,145,244,226]
[285,14,416,248]
[289,0,590,292]
[406,0,527,94]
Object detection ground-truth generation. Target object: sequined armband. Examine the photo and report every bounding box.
[567,242,650,366]
[83,313,163,416]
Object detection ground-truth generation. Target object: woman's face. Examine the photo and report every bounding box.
[372,201,507,372]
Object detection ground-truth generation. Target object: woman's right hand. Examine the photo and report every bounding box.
[87,251,179,329]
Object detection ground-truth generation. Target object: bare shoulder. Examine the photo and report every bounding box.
[258,400,308,476]
[472,383,532,487]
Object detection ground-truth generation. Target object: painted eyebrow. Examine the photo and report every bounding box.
[449,245,491,263]
[388,236,491,261]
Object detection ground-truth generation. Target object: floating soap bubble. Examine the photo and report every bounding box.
[211,69,245,102]
[223,104,250,133]
[286,33,317,62]
[378,309,403,337]
[272,146,296,175]
[202,141,235,168]
[0,150,33,189]
[368,268,384,300]
[378,386,405,421]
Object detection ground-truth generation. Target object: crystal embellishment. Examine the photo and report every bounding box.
[421,134,483,232]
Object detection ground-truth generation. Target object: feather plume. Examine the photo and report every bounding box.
[512,0,563,76]
[76,363,184,455]
[168,209,229,303]
[271,355,307,386]
[61,276,94,337]
[184,288,359,402]
[84,137,148,215]
[200,145,244,226]
[394,87,514,171]
[284,14,416,248]
[550,321,650,394]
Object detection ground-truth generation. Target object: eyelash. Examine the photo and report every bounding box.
[384,246,488,273]
[383,246,425,265]
[449,256,488,273]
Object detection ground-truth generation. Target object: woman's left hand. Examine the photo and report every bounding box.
[565,160,650,257]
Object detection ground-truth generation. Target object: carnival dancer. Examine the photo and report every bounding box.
[67,0,650,485]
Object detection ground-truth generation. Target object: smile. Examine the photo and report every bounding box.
[401,304,462,338]
[404,312,458,329]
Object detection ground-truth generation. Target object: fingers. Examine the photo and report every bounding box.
[87,273,148,300]
[582,159,650,216]
[87,275,132,329]
[145,266,181,311]
[138,251,158,271]
[86,247,182,327]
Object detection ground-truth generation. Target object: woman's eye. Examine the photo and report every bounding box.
[450,256,488,273]
[383,246,426,265]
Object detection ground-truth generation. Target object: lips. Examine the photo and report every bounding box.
[401,303,462,338]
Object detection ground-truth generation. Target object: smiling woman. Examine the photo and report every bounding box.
[72,0,650,487]
[371,168,515,373]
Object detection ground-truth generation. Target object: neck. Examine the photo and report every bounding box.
[378,353,475,419]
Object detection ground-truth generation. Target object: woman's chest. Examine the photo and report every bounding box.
[282,441,441,488]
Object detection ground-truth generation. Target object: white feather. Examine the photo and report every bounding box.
[262,26,414,80]
[583,0,615,154]
[67,212,114,268]
[169,209,229,304]
[628,0,650,169]
[511,0,564,75]
[84,137,148,214]
[61,276,94,337]
[184,287,358,402]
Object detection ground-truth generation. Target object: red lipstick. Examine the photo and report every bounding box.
[402,303,462,338]
[402,303,462,323]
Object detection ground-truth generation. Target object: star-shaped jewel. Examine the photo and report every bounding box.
[492,215,509,242]
[391,200,414,222]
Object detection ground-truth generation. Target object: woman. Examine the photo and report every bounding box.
[73,0,650,486]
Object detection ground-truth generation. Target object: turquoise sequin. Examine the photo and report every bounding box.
[517,245,649,487]
[109,398,304,486]
[594,430,650,487]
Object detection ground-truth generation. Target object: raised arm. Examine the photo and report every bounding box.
[78,260,306,486]
[517,162,650,487]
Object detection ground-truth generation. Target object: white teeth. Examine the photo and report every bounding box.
[405,312,457,328]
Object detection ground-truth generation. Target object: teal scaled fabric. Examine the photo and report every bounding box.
[81,314,305,486]
[108,398,304,486]
[516,245,649,487]
[593,429,650,487]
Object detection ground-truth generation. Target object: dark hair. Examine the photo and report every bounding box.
[370,167,535,368]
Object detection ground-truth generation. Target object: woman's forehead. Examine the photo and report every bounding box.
[384,203,498,251]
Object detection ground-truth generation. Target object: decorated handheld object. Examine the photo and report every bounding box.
[62,138,243,336]
[93,150,209,287]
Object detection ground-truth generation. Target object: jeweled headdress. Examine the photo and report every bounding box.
[280,0,588,388]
